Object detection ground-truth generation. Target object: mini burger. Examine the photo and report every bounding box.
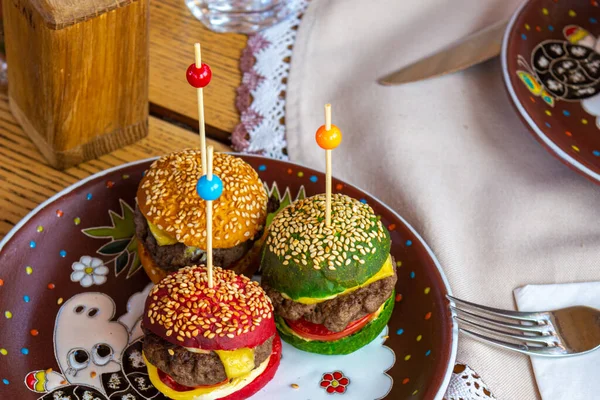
[142,265,281,400]
[135,149,278,283]
[260,193,397,355]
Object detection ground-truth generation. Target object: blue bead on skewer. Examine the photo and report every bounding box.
[196,175,223,201]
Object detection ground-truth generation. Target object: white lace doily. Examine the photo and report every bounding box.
[444,363,496,400]
[234,4,496,399]
[232,0,309,159]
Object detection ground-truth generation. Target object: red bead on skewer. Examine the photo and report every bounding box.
[186,62,212,88]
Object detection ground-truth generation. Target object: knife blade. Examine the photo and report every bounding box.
[378,19,508,86]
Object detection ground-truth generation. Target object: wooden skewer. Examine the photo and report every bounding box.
[195,43,207,176]
[325,104,332,227]
[206,145,214,288]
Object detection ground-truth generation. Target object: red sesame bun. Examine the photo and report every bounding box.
[137,150,268,249]
[143,265,275,350]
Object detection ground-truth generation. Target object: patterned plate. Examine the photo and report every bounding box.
[0,155,457,400]
[502,0,600,183]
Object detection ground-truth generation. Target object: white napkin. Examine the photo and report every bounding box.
[514,283,600,400]
[285,0,600,398]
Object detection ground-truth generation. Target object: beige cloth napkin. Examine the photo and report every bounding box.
[285,0,600,398]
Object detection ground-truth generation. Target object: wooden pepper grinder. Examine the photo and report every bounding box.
[2,0,149,169]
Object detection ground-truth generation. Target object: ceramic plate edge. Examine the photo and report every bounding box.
[500,0,600,183]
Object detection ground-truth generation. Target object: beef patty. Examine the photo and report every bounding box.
[263,260,397,333]
[142,330,274,387]
[134,194,278,272]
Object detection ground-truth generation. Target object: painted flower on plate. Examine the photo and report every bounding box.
[71,256,109,287]
[320,371,350,394]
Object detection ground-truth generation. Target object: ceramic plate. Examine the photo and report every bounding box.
[0,155,457,400]
[502,0,600,183]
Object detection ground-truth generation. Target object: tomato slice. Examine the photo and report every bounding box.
[286,313,374,341]
[157,369,228,392]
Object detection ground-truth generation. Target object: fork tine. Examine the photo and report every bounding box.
[447,295,545,322]
[459,328,568,357]
[450,305,552,334]
[455,316,556,345]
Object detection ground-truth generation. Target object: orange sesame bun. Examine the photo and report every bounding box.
[137,150,268,249]
[138,241,168,284]
[143,266,275,350]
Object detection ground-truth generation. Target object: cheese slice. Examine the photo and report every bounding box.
[147,220,178,246]
[143,352,269,400]
[282,254,394,305]
[214,348,255,379]
[183,347,255,378]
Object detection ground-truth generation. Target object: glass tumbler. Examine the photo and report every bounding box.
[185,0,299,34]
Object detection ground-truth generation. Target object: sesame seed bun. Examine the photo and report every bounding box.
[143,266,275,350]
[137,149,268,249]
[261,194,391,300]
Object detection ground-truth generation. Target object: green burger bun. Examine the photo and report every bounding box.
[261,193,391,301]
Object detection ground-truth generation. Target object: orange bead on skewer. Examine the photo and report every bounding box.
[316,104,342,227]
[315,124,342,150]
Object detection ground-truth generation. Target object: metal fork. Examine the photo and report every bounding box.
[447,295,600,357]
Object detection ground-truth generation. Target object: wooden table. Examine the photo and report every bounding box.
[0,0,246,239]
